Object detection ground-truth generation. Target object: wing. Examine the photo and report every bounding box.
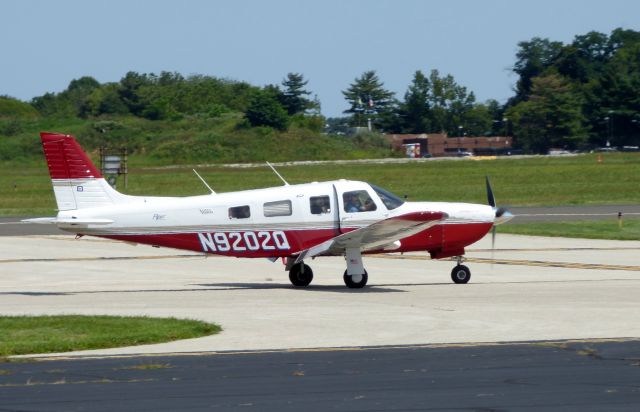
[295,211,447,263]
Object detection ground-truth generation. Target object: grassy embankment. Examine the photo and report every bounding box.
[0,315,221,357]
[1,115,639,238]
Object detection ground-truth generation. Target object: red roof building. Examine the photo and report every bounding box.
[384,133,513,157]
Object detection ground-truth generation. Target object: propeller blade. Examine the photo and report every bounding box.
[485,176,496,207]
[491,226,496,249]
[491,226,496,265]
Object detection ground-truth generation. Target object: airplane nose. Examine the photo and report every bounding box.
[485,177,513,226]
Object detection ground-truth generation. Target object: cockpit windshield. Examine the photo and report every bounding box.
[370,184,405,210]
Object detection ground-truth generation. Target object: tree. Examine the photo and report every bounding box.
[585,39,640,146]
[81,83,129,117]
[245,87,289,130]
[506,74,587,153]
[509,28,640,146]
[118,71,152,116]
[555,31,609,83]
[426,69,476,135]
[280,73,313,115]
[512,38,563,102]
[463,103,494,136]
[342,71,395,128]
[400,70,431,133]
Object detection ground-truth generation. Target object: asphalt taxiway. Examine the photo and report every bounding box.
[2,340,640,411]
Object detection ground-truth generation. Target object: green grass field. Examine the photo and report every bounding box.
[1,152,639,216]
[0,315,221,357]
[498,218,640,240]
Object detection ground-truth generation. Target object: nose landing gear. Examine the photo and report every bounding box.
[451,256,471,284]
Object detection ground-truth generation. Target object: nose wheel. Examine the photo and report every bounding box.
[451,264,471,284]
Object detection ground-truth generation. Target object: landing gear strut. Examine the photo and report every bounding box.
[343,247,368,288]
[451,256,471,284]
[285,248,370,289]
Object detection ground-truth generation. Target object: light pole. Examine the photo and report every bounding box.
[604,115,611,147]
[364,96,375,132]
[608,110,614,146]
[502,118,508,137]
[458,125,463,152]
[492,120,500,136]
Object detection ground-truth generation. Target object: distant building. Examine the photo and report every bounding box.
[384,133,513,157]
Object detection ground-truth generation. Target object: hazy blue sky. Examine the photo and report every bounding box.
[1,0,638,117]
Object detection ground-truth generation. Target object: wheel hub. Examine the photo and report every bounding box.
[350,274,363,283]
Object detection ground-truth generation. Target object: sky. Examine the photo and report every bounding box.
[1,0,639,117]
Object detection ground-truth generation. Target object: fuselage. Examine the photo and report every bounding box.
[57,179,495,259]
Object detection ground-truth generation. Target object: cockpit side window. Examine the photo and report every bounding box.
[343,190,377,213]
[370,184,405,210]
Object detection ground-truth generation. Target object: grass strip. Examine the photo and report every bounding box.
[498,218,640,240]
[0,315,221,357]
[2,152,640,216]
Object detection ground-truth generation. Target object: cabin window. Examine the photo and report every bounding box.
[310,195,331,214]
[229,205,250,219]
[343,190,377,213]
[263,200,292,217]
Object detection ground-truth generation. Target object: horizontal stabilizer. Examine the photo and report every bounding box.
[20,217,58,224]
[22,217,114,226]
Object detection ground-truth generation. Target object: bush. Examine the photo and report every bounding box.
[245,90,289,131]
[0,96,39,119]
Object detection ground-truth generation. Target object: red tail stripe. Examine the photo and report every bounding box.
[40,132,102,179]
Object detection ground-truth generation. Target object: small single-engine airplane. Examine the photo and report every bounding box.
[27,132,513,288]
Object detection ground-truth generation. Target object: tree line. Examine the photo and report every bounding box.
[338,28,640,152]
[24,71,318,131]
[1,27,639,153]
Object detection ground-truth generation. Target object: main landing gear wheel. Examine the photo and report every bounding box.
[289,263,313,287]
[343,270,368,289]
[451,265,471,284]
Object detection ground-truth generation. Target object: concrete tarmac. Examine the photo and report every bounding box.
[1,233,639,357]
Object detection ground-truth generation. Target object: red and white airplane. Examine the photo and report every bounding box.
[28,132,513,288]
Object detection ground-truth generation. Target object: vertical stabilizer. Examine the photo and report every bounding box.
[40,132,127,210]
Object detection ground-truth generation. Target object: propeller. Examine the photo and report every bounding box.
[485,176,514,252]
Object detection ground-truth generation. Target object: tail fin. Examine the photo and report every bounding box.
[40,132,127,210]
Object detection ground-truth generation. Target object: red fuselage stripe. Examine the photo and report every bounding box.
[98,222,492,258]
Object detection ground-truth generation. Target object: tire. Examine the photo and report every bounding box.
[289,264,313,287]
[343,269,368,289]
[451,265,471,284]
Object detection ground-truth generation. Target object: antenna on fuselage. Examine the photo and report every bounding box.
[266,161,289,186]
[192,169,216,194]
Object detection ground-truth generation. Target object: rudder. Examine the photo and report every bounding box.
[40,132,126,210]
